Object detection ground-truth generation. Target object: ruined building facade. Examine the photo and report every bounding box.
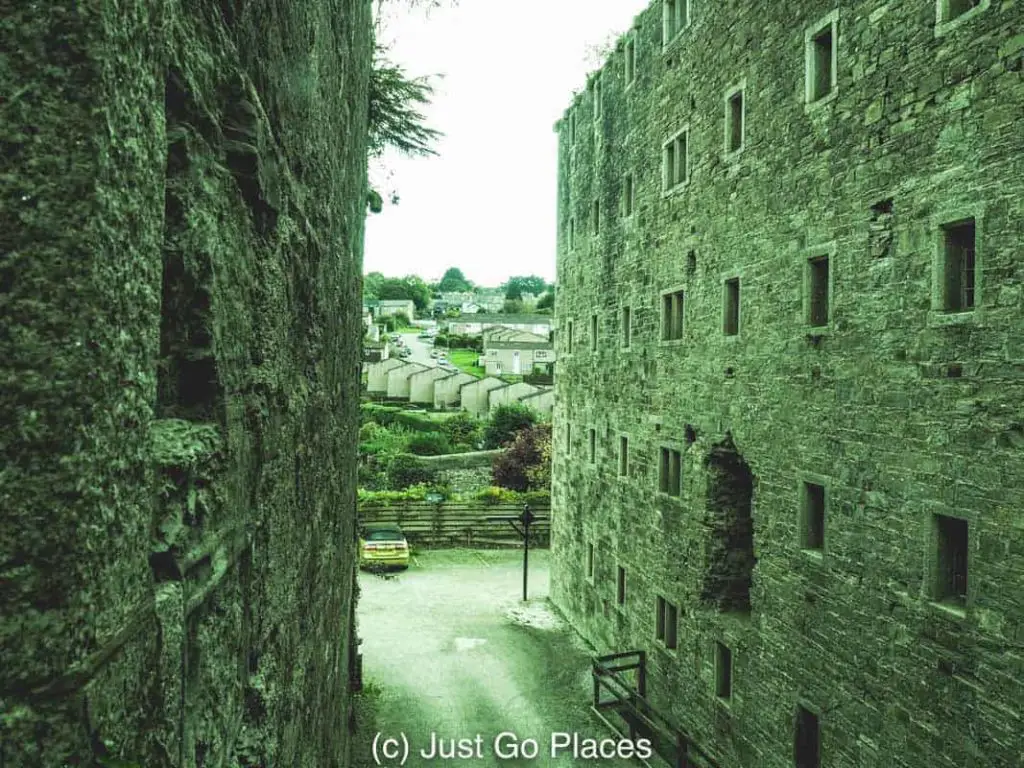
[1,2,371,766]
[552,1,1024,766]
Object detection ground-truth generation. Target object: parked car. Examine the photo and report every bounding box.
[397,347,411,358]
[429,349,440,358]
[359,523,410,569]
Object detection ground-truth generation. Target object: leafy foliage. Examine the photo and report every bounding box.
[536,289,554,311]
[368,44,443,159]
[385,453,439,490]
[438,267,472,292]
[483,403,537,449]
[406,431,452,456]
[438,411,482,448]
[502,275,547,300]
[491,423,552,492]
[376,275,431,311]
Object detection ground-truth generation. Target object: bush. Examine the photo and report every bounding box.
[439,411,482,449]
[406,431,451,456]
[483,403,537,449]
[433,334,448,348]
[385,454,439,490]
[474,486,520,506]
[491,423,551,492]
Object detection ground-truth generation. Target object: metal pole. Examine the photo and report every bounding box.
[522,505,530,601]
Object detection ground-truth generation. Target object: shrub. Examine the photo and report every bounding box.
[491,423,551,492]
[475,486,520,506]
[434,334,449,348]
[385,454,439,490]
[406,431,451,456]
[483,403,537,449]
[440,411,482,448]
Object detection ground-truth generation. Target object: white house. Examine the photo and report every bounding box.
[376,299,415,319]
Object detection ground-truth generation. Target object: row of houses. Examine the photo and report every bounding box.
[365,357,554,417]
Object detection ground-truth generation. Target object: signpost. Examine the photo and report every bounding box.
[487,504,549,601]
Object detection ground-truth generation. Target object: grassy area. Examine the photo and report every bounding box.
[395,325,420,333]
[447,347,485,378]
[350,681,382,768]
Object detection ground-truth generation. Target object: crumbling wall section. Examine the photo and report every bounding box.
[0,1,371,766]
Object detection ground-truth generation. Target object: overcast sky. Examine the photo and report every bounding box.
[363,0,651,288]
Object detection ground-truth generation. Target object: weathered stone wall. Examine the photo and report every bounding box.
[0,1,371,766]
[552,1,1024,767]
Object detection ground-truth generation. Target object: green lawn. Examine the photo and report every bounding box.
[447,347,485,378]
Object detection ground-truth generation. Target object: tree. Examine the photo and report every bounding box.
[502,299,524,314]
[536,289,554,311]
[491,423,552,492]
[367,45,442,160]
[438,267,472,292]
[483,403,537,449]
[363,271,386,300]
[385,454,439,490]
[377,275,431,311]
[503,275,547,300]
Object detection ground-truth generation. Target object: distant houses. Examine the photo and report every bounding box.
[445,313,552,338]
[364,358,554,416]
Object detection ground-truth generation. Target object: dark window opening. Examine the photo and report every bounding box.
[727,91,744,152]
[619,436,629,476]
[808,256,830,327]
[656,596,678,648]
[659,447,681,496]
[593,200,601,234]
[935,514,968,606]
[662,290,685,340]
[801,482,825,550]
[617,566,626,604]
[588,428,596,463]
[715,642,733,699]
[809,27,834,102]
[943,0,982,22]
[590,314,598,351]
[587,543,595,580]
[795,706,821,768]
[623,174,634,216]
[942,219,976,312]
[724,278,740,336]
[622,306,632,348]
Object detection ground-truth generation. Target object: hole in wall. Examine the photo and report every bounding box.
[946,364,963,378]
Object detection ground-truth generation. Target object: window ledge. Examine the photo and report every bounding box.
[723,333,741,342]
[662,180,691,199]
[661,26,691,55]
[724,145,746,162]
[800,548,825,561]
[934,0,990,37]
[927,309,978,328]
[805,89,838,113]
[929,600,967,620]
[804,325,831,336]
[659,338,686,346]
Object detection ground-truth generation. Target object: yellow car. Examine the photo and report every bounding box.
[359,523,410,569]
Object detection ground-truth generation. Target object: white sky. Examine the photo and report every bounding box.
[363,0,651,288]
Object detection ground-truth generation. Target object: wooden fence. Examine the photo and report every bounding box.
[358,501,550,548]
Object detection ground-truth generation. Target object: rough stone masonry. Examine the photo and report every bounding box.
[552,0,1024,766]
[0,1,371,766]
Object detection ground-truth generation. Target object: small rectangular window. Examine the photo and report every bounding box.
[807,22,836,103]
[592,199,600,234]
[624,38,636,85]
[724,278,740,336]
[715,642,732,699]
[616,566,626,604]
[808,256,830,327]
[590,314,598,351]
[665,601,678,649]
[588,428,596,463]
[655,596,666,640]
[940,0,983,23]
[623,174,634,217]
[567,321,574,353]
[659,447,681,496]
[619,436,628,476]
[663,130,689,190]
[663,0,689,43]
[662,289,685,340]
[934,514,968,606]
[942,219,976,312]
[726,90,744,152]
[568,218,575,250]
[587,542,595,580]
[795,706,821,768]
[621,306,632,348]
[801,482,826,551]
[566,423,572,455]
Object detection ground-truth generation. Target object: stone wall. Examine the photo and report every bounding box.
[0,1,371,766]
[551,1,1024,767]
